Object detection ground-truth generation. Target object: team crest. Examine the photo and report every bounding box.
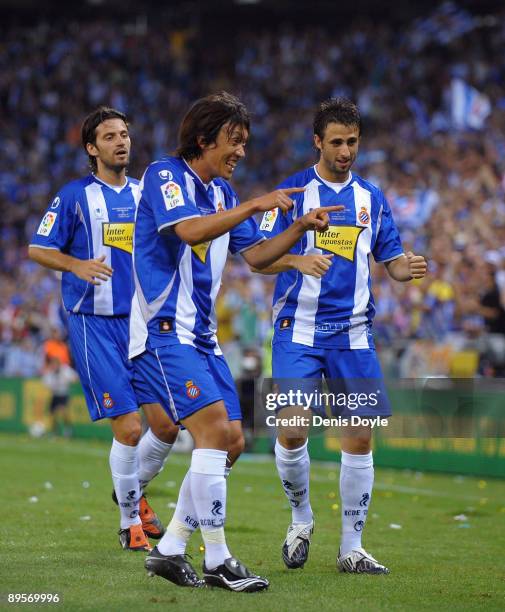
[103,392,114,409]
[161,181,184,210]
[36,212,57,236]
[185,380,201,399]
[260,208,278,231]
[358,207,370,224]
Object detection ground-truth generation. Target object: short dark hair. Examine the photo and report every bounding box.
[313,97,361,140]
[176,92,250,161]
[81,106,128,172]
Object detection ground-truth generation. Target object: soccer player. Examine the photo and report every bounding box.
[258,98,427,574]
[130,92,340,591]
[28,107,180,552]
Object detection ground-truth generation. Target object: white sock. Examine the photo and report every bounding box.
[190,449,230,570]
[157,470,198,556]
[339,450,374,555]
[137,428,173,492]
[275,439,313,524]
[109,438,141,529]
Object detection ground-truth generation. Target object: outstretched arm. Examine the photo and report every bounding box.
[173,188,305,246]
[242,206,343,270]
[249,253,334,278]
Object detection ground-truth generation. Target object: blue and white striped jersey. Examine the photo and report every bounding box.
[261,166,403,349]
[30,175,140,316]
[129,157,264,358]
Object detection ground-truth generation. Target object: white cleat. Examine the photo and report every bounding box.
[337,547,390,574]
[282,520,314,569]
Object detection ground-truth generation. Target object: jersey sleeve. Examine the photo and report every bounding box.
[30,190,77,251]
[372,191,404,263]
[227,190,265,254]
[142,165,200,232]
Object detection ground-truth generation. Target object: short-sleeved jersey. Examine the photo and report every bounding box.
[129,156,264,358]
[30,175,140,316]
[261,166,403,349]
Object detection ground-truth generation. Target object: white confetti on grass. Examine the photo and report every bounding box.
[453,514,468,521]
[82,481,90,489]
[29,496,38,503]
[389,523,402,529]
[44,481,53,490]
[167,502,176,509]
[80,515,91,521]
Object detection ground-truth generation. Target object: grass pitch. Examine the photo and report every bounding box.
[2,433,504,611]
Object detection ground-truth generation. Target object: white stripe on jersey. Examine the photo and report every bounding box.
[130,180,141,207]
[349,181,372,348]
[208,185,229,356]
[129,265,178,359]
[184,171,196,203]
[84,183,113,316]
[292,180,323,346]
[72,202,93,313]
[175,246,197,346]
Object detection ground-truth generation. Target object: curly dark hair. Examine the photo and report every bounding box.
[313,97,361,139]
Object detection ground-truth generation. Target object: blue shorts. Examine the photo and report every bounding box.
[132,344,242,424]
[272,341,391,418]
[68,314,156,421]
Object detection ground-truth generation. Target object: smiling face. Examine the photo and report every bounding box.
[314,122,360,183]
[197,122,248,182]
[86,118,131,174]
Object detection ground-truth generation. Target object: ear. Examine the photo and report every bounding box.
[86,142,98,157]
[196,135,208,151]
[314,134,322,152]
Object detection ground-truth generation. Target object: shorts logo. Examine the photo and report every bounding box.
[37,212,57,236]
[158,169,173,181]
[103,392,114,409]
[354,520,364,532]
[161,181,184,210]
[260,208,278,231]
[159,320,173,333]
[211,500,223,516]
[185,380,201,399]
[358,207,370,225]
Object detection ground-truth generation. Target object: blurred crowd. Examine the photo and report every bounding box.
[1,2,505,379]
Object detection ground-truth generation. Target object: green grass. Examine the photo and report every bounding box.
[1,433,504,611]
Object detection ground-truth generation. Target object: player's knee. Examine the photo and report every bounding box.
[151,420,179,444]
[122,423,142,446]
[228,432,245,461]
[343,436,371,454]
[278,433,307,450]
